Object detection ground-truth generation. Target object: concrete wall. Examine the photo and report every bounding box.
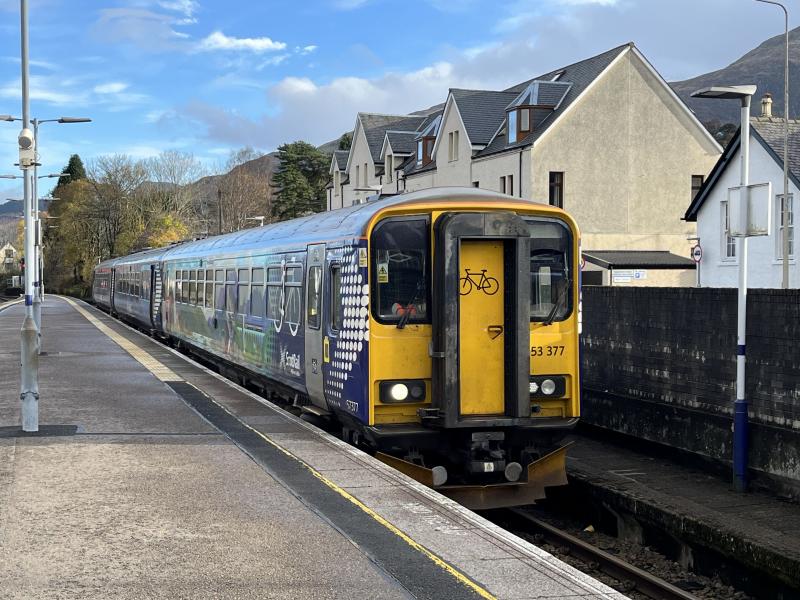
[433,103,474,188]
[696,130,800,288]
[581,286,800,496]
[532,50,720,257]
[342,122,378,206]
[471,148,532,197]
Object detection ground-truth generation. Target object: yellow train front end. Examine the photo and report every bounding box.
[361,190,580,509]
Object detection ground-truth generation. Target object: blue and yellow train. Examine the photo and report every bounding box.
[93,187,580,508]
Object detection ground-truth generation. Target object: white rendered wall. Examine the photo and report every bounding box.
[696,132,800,288]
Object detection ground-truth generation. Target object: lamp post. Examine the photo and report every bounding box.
[755,0,790,288]
[1,113,91,349]
[692,85,758,493]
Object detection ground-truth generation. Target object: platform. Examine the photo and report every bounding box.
[0,297,623,600]
[566,430,800,592]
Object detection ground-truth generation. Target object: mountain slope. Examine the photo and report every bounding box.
[672,27,800,124]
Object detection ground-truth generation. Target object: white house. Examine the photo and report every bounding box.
[684,95,798,288]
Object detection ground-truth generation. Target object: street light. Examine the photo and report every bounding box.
[691,85,757,493]
[755,0,790,288]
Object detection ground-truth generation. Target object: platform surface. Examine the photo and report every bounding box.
[0,297,624,599]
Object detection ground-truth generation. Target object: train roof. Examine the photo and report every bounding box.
[96,187,546,268]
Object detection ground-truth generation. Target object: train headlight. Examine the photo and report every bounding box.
[380,380,427,403]
[389,384,409,402]
[529,376,566,398]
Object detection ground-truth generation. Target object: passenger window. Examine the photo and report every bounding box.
[307,266,322,329]
[215,270,225,311]
[330,265,342,332]
[266,267,282,322]
[370,218,429,324]
[189,279,197,305]
[204,281,214,307]
[237,269,250,315]
[250,268,265,319]
[285,269,302,331]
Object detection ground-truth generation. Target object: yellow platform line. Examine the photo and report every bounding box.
[64,297,496,600]
[63,297,182,382]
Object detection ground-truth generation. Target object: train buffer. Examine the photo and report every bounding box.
[0,297,626,599]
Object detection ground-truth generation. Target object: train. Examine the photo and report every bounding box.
[92,187,581,509]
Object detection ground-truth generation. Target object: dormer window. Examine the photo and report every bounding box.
[417,137,435,166]
[506,79,571,145]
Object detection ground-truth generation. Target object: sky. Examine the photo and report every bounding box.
[0,0,797,200]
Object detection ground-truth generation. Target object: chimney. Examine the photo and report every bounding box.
[761,93,773,118]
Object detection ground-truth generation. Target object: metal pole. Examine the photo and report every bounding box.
[734,96,751,493]
[31,117,41,351]
[782,7,790,289]
[756,0,790,287]
[19,0,38,432]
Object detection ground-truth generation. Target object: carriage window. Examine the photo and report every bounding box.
[237,269,250,314]
[189,271,197,305]
[266,267,282,322]
[250,268,265,319]
[225,269,236,314]
[370,218,430,324]
[526,219,572,322]
[307,266,322,329]
[330,265,342,332]
[214,270,224,310]
[285,267,302,331]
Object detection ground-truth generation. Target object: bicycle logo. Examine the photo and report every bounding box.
[459,268,499,296]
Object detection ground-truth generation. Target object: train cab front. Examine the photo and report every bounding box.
[363,201,580,509]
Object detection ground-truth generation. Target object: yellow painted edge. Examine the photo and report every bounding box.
[62,297,182,382]
[62,297,497,600]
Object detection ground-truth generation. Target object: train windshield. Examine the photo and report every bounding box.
[527,219,572,323]
[371,217,430,324]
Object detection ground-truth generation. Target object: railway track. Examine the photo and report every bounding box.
[501,508,699,600]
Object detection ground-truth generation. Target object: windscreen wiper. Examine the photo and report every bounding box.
[397,278,425,329]
[542,280,570,326]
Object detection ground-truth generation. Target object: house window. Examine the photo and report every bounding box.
[721,200,736,260]
[334,171,339,197]
[355,165,360,189]
[691,175,704,201]
[363,163,368,186]
[549,172,564,208]
[386,155,393,183]
[499,175,514,195]
[508,111,517,144]
[508,174,514,196]
[417,141,423,164]
[472,181,479,188]
[777,194,795,259]
[448,131,459,161]
[500,176,506,194]
[520,109,530,133]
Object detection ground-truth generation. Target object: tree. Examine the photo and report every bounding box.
[52,154,86,199]
[272,141,330,221]
[338,132,352,151]
[215,147,272,233]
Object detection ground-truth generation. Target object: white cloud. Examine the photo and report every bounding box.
[300,45,318,55]
[93,8,191,51]
[197,31,286,53]
[94,82,129,94]
[157,0,199,22]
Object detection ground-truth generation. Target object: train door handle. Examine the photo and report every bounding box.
[487,325,504,340]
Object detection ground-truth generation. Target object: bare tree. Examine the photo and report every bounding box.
[216,147,272,233]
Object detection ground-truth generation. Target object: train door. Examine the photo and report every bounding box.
[458,240,505,415]
[150,264,163,329]
[304,244,325,407]
[431,212,531,427]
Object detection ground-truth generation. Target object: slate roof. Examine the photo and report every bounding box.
[332,150,349,171]
[583,250,695,270]
[359,113,427,162]
[476,43,631,158]
[449,89,519,146]
[385,130,418,155]
[684,117,800,222]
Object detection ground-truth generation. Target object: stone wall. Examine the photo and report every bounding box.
[581,287,800,495]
